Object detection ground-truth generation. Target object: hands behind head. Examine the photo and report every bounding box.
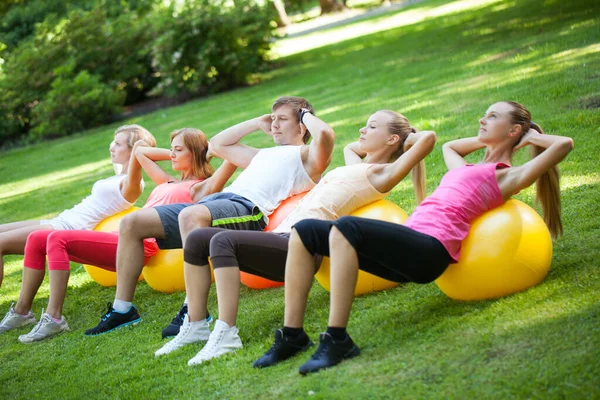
[258,114,273,136]
[513,128,539,152]
[133,139,151,148]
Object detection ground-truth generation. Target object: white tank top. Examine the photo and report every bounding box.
[55,174,134,230]
[273,163,388,233]
[224,146,316,218]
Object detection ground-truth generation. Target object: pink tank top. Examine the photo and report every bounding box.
[142,180,202,208]
[405,163,508,262]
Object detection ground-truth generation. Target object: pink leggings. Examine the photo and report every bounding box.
[23,230,159,271]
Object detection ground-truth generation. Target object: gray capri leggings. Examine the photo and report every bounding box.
[184,228,297,282]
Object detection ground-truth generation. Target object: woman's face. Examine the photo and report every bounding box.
[110,132,132,165]
[170,134,193,171]
[358,111,396,152]
[478,102,521,144]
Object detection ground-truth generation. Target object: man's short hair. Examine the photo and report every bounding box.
[272,96,314,144]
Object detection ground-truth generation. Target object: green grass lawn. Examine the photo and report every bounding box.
[1,0,599,398]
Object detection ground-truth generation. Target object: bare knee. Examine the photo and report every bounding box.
[329,226,351,252]
[119,213,145,238]
[179,205,212,236]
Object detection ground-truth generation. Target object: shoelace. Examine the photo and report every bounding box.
[170,306,187,325]
[264,331,285,356]
[166,321,191,348]
[199,329,225,355]
[101,302,113,322]
[310,334,331,359]
[24,310,51,337]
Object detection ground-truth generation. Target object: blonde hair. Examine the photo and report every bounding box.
[380,110,426,204]
[272,96,314,144]
[115,124,157,148]
[170,128,214,180]
[505,101,562,238]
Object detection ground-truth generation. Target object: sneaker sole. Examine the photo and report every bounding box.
[0,319,37,334]
[84,318,142,336]
[299,345,361,375]
[19,328,70,344]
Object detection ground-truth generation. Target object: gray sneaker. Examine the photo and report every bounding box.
[18,312,69,343]
[0,303,37,333]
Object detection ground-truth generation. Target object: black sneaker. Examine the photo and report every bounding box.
[84,302,141,336]
[161,305,212,339]
[253,329,313,368]
[298,332,360,375]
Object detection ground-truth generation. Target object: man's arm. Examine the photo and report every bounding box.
[210,115,273,168]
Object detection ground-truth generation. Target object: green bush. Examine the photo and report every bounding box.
[29,67,124,140]
[0,0,275,145]
[150,0,275,96]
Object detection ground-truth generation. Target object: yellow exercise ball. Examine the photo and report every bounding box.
[83,207,144,287]
[143,251,215,293]
[315,199,409,296]
[143,249,186,293]
[435,199,552,301]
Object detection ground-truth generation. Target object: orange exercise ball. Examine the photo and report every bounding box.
[315,199,409,296]
[435,200,552,300]
[83,207,144,287]
[239,192,308,289]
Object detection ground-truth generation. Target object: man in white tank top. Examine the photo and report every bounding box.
[86,96,336,336]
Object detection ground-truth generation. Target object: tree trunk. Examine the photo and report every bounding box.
[318,0,347,14]
[272,0,291,27]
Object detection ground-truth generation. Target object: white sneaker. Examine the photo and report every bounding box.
[0,303,37,333]
[188,320,243,366]
[155,315,210,356]
[18,312,69,343]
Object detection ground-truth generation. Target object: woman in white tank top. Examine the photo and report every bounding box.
[0,125,156,286]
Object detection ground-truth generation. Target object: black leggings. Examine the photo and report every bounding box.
[294,216,453,284]
[184,228,319,282]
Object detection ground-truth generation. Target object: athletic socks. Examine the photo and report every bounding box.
[113,299,132,313]
[282,326,305,339]
[326,326,348,341]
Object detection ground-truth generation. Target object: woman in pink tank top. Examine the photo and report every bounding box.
[0,125,157,287]
[1,128,236,342]
[254,101,574,374]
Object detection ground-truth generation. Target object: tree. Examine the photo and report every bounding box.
[318,0,346,14]
[272,0,290,27]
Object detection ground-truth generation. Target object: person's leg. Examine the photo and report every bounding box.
[45,230,121,319]
[254,220,333,368]
[299,216,453,375]
[114,208,166,304]
[179,205,215,322]
[0,229,51,333]
[85,207,170,336]
[187,231,292,365]
[178,199,265,321]
[14,230,54,314]
[0,221,52,286]
[211,231,290,327]
[155,227,224,356]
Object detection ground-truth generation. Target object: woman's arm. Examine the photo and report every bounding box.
[368,131,437,193]
[343,141,366,166]
[134,144,174,185]
[120,141,148,203]
[498,131,574,199]
[442,137,486,170]
[189,160,238,202]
